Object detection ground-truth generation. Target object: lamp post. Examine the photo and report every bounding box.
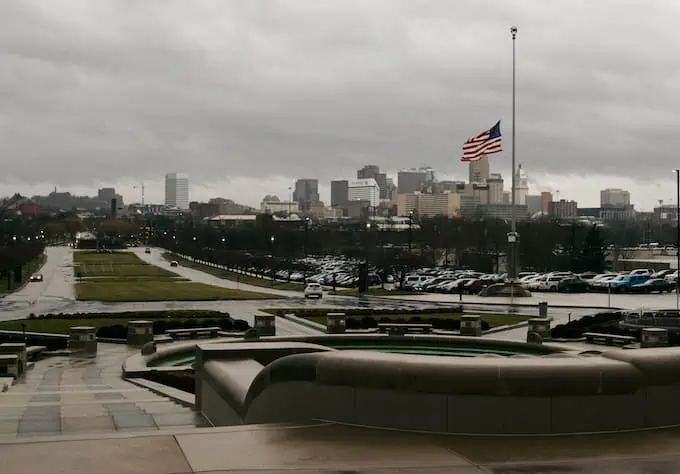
[675,169,679,314]
[304,217,311,257]
[508,25,519,282]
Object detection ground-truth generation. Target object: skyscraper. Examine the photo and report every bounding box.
[330,180,349,207]
[357,165,388,199]
[293,179,320,212]
[165,173,189,209]
[348,179,380,208]
[600,188,631,207]
[397,169,428,194]
[468,156,490,183]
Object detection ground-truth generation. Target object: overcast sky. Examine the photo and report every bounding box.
[2,0,680,209]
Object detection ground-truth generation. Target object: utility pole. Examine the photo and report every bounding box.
[508,25,519,283]
[675,169,679,314]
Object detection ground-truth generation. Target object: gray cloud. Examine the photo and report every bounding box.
[1,0,679,194]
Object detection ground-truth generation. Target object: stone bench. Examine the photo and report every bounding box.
[0,343,27,377]
[26,346,46,361]
[378,323,433,334]
[584,332,636,346]
[0,354,19,378]
[166,327,221,340]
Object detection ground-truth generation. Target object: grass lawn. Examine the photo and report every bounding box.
[74,250,282,301]
[162,252,305,291]
[0,317,225,334]
[74,251,177,278]
[76,280,278,301]
[0,254,46,296]
[265,309,530,328]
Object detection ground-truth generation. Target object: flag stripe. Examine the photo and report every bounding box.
[461,121,502,162]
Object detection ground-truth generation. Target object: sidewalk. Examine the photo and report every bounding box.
[0,343,206,439]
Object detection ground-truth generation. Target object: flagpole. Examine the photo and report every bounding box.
[509,26,518,285]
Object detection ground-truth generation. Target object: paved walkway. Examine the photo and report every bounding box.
[4,421,680,473]
[0,343,206,438]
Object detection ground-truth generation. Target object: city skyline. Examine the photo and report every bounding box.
[2,1,680,208]
[4,164,676,214]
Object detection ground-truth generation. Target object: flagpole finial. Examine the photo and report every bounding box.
[510,26,518,39]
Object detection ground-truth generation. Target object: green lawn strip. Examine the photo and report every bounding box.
[74,251,178,278]
[75,280,280,302]
[162,252,304,291]
[73,251,142,265]
[262,308,529,328]
[0,317,226,335]
[79,276,191,283]
[0,254,46,296]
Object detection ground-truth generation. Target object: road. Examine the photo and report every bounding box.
[0,246,656,346]
[0,247,489,321]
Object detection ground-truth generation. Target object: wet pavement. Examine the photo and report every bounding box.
[3,248,680,471]
[0,343,206,439]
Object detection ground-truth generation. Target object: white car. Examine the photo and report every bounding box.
[304,283,323,299]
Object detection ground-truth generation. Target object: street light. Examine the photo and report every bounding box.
[304,217,311,257]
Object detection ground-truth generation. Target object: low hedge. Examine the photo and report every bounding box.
[342,316,490,331]
[26,310,232,321]
[96,318,250,339]
[15,310,250,339]
[552,312,633,339]
[266,306,464,319]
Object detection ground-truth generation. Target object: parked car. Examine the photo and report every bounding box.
[170,261,179,267]
[29,273,43,282]
[609,274,650,292]
[630,278,675,294]
[304,283,323,299]
[558,278,590,293]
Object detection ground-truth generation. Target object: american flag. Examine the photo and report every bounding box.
[461,121,502,162]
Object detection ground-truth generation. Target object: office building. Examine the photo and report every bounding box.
[348,179,380,208]
[293,179,320,212]
[525,195,542,216]
[480,203,530,221]
[549,199,578,219]
[487,173,504,204]
[469,156,490,183]
[540,192,553,213]
[165,173,189,209]
[383,177,396,201]
[357,165,380,180]
[358,165,388,200]
[98,188,116,203]
[261,197,299,215]
[601,188,631,207]
[330,180,349,208]
[397,168,433,194]
[397,192,461,218]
